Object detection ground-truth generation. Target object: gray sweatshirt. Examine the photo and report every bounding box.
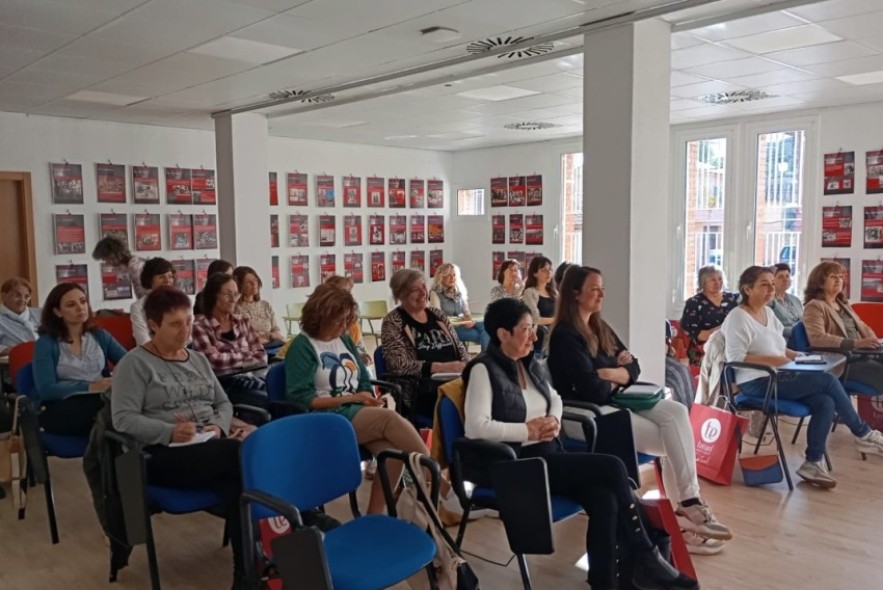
[111,346,233,446]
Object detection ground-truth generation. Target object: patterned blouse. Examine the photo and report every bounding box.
[235,299,280,341]
[490,284,522,303]
[680,291,739,365]
[191,314,268,372]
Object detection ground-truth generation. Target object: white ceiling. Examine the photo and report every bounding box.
[3,0,883,150]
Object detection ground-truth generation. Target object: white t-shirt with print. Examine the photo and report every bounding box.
[308,336,361,398]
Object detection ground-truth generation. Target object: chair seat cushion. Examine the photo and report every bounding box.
[734,394,813,417]
[844,380,879,396]
[39,432,88,458]
[323,514,436,590]
[471,487,582,522]
[147,486,223,514]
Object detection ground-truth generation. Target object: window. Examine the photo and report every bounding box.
[683,137,727,298]
[457,188,484,215]
[561,152,583,264]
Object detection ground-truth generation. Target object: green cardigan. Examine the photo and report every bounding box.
[284,332,373,421]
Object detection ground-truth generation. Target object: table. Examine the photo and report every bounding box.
[778,354,846,374]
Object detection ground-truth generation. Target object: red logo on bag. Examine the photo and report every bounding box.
[701,418,721,444]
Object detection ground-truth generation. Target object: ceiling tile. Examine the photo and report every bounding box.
[726,68,817,89]
[231,14,356,52]
[0,0,127,35]
[817,11,883,41]
[724,25,843,55]
[0,23,77,53]
[508,74,583,93]
[671,33,703,51]
[760,78,849,96]
[670,98,707,111]
[670,79,748,100]
[786,0,883,23]
[670,71,709,87]
[802,54,883,78]
[685,56,784,79]
[767,41,879,67]
[130,0,274,34]
[689,12,806,42]
[225,0,312,11]
[671,43,749,70]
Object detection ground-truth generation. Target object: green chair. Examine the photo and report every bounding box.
[360,300,389,343]
[284,302,305,336]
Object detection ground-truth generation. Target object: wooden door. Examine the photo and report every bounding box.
[0,172,38,299]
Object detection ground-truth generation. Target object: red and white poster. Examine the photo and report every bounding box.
[196,258,212,291]
[271,255,280,289]
[371,252,386,282]
[96,163,126,203]
[344,252,364,284]
[270,214,280,248]
[427,215,444,244]
[526,174,543,207]
[343,176,361,208]
[344,215,362,246]
[410,214,425,243]
[50,163,84,204]
[193,214,218,249]
[319,253,336,282]
[99,213,129,244]
[289,214,309,247]
[409,179,425,209]
[865,206,883,248]
[171,259,195,295]
[507,251,526,268]
[56,264,89,298]
[53,213,86,255]
[525,252,545,271]
[316,175,335,207]
[410,250,425,272]
[191,169,216,205]
[508,175,526,207]
[868,151,883,194]
[824,151,855,195]
[492,252,505,280]
[429,249,443,277]
[390,215,407,245]
[287,172,308,206]
[367,177,385,207]
[134,213,161,251]
[169,213,193,250]
[821,206,852,248]
[369,214,385,246]
[319,215,336,247]
[525,214,544,245]
[492,215,505,244]
[101,263,132,300]
[427,179,444,209]
[509,214,524,244]
[862,260,883,302]
[165,167,192,204]
[291,255,310,289]
[491,177,508,208]
[269,172,279,206]
[822,257,851,299]
[132,165,160,204]
[391,251,405,274]
[389,178,406,208]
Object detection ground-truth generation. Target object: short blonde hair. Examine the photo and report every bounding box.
[390,268,425,303]
[430,263,468,298]
[1,277,32,295]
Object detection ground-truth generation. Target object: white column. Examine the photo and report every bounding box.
[214,112,271,283]
[582,19,671,382]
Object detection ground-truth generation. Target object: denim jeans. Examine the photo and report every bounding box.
[740,371,871,462]
[454,322,490,352]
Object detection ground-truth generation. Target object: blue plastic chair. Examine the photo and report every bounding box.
[239,413,437,590]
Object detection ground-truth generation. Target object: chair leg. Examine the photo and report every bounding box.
[516,554,532,590]
[754,415,770,455]
[454,504,472,550]
[146,523,161,590]
[791,417,804,445]
[43,460,59,544]
[222,519,230,548]
[768,416,793,491]
[824,451,833,472]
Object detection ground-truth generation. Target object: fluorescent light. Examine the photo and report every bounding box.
[456,85,540,102]
[837,69,883,86]
[384,135,419,140]
[189,37,301,64]
[726,25,842,54]
[64,90,146,106]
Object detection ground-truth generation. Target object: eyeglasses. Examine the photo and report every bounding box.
[219,290,240,301]
[8,291,31,301]
[514,323,537,334]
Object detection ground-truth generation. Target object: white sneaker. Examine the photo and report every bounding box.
[856,430,883,457]
[796,460,837,489]
[675,501,733,541]
[364,459,377,480]
[681,530,726,556]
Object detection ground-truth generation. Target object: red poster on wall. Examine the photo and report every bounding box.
[287,172,308,206]
[271,255,280,289]
[824,151,855,195]
[410,250,425,272]
[491,177,508,208]
[193,214,218,249]
[822,257,851,299]
[53,213,86,255]
[291,255,310,288]
[343,176,361,208]
[492,215,505,244]
[51,163,84,204]
[868,151,883,194]
[270,214,279,248]
[344,215,362,246]
[132,165,159,204]
[269,172,278,206]
[345,252,364,284]
[525,214,544,245]
[429,249,443,277]
[821,206,852,248]
[492,252,505,280]
[101,263,132,300]
[427,215,444,244]
[169,214,193,250]
[509,214,524,244]
[56,264,89,297]
[196,258,212,291]
[389,178,406,208]
[96,163,126,203]
[165,167,192,204]
[191,169,216,205]
[390,215,407,245]
[371,252,386,282]
[864,206,883,248]
[319,254,336,282]
[369,215,385,245]
[171,259,195,295]
[525,252,545,271]
[391,251,405,274]
[508,175,526,207]
[410,215,426,243]
[134,213,161,251]
[317,175,335,207]
[100,213,129,244]
[409,179,425,208]
[289,214,309,247]
[526,174,543,206]
[507,251,526,268]
[366,177,385,207]
[862,260,883,302]
[319,215,336,247]
[427,179,444,209]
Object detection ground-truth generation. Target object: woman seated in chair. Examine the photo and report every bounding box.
[547,266,732,550]
[429,262,490,351]
[193,259,234,316]
[803,260,883,393]
[465,298,697,590]
[130,257,176,346]
[285,282,430,514]
[33,283,127,435]
[521,256,557,354]
[726,265,883,488]
[0,277,41,356]
[233,266,285,348]
[680,266,739,367]
[111,286,246,589]
[768,263,803,339]
[490,259,523,302]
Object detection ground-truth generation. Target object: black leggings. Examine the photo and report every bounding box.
[519,441,653,588]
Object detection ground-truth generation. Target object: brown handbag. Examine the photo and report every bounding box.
[0,395,28,509]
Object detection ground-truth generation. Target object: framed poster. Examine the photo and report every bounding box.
[101,263,132,301]
[823,151,854,195]
[427,179,444,209]
[191,168,216,205]
[821,206,852,248]
[171,259,195,295]
[509,214,524,244]
[410,214,425,244]
[319,253,336,282]
[269,172,278,206]
[193,213,218,249]
[822,257,850,299]
[369,214,385,246]
[56,264,89,297]
[869,151,883,194]
[492,252,505,280]
[343,176,361,208]
[291,254,310,288]
[132,165,160,204]
[390,215,407,245]
[96,163,126,203]
[371,252,386,283]
[289,214,309,247]
[409,179,425,209]
[270,214,279,248]
[50,163,84,204]
[344,215,362,246]
[134,213,161,251]
[391,251,405,274]
[389,178,406,208]
[196,258,212,291]
[410,250,425,272]
[53,213,86,255]
[862,260,883,302]
[271,255,280,289]
[507,250,526,268]
[316,175,335,207]
[99,213,129,244]
[526,174,543,206]
[319,215,336,247]
[429,249,443,277]
[492,215,505,244]
[508,175,526,207]
[165,167,192,204]
[287,172,308,206]
[490,177,508,208]
[344,252,364,283]
[525,214,544,245]
[427,215,444,243]
[169,213,193,250]
[865,206,883,249]
[367,177,385,207]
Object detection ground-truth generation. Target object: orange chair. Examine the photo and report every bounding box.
[8,340,36,385]
[851,302,883,336]
[94,314,136,351]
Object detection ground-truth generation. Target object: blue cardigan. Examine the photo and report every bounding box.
[33,329,127,401]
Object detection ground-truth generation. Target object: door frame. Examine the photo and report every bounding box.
[0,171,38,299]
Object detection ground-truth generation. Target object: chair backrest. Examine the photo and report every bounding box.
[240,414,362,517]
[265,363,286,402]
[790,321,810,352]
[373,345,388,376]
[15,362,35,399]
[667,319,688,360]
[360,300,389,319]
[438,395,464,465]
[94,314,136,350]
[8,340,36,384]
[286,302,305,319]
[852,302,883,335]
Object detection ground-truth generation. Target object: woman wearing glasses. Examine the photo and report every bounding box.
[490,259,523,303]
[0,277,41,356]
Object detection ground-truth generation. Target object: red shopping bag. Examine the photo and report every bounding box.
[857,396,883,431]
[689,404,748,485]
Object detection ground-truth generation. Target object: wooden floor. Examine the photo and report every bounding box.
[2,416,882,589]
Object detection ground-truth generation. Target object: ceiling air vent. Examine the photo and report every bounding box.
[268,89,336,103]
[467,36,555,59]
[504,121,556,131]
[697,89,774,105]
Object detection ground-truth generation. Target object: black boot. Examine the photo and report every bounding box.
[631,547,699,590]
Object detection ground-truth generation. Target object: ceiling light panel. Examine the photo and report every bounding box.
[837,69,883,85]
[724,25,843,55]
[188,37,301,64]
[689,12,806,42]
[455,85,540,102]
[65,90,147,106]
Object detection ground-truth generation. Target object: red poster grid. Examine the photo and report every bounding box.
[409,179,425,209]
[344,253,364,283]
[507,251,526,268]
[56,264,88,298]
[271,255,280,289]
[96,163,126,203]
[132,165,159,204]
[526,175,543,207]
[191,169,216,205]
[289,214,309,247]
[169,214,193,250]
[821,206,852,248]
[509,214,524,244]
[291,255,311,288]
[492,252,505,280]
[287,173,308,206]
[490,177,508,208]
[389,178,406,208]
[270,214,279,248]
[868,151,883,194]
[196,259,212,291]
[269,172,278,206]
[429,249,443,277]
[193,214,218,249]
[344,215,362,246]
[862,260,883,302]
[492,215,505,244]
[316,175,335,207]
[101,263,132,300]
[171,259,195,295]
[165,167,192,204]
[135,213,161,251]
[822,257,850,299]
[410,250,425,272]
[369,215,385,245]
[51,163,84,204]
[427,179,444,209]
[54,213,86,255]
[427,215,444,244]
[864,206,883,249]
[823,151,855,195]
[391,252,405,274]
[100,213,129,244]
[525,214,544,245]
[371,252,386,282]
[410,215,425,244]
[508,175,526,207]
[319,254,336,282]
[390,215,407,245]
[319,215,336,247]
[367,177,385,207]
[343,176,362,208]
